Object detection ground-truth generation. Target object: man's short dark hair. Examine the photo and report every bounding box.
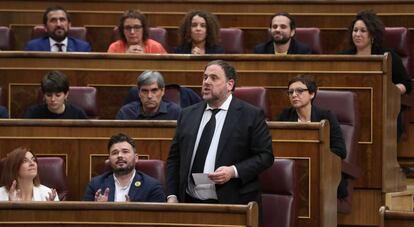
[204,60,237,91]
[107,133,136,152]
[41,71,70,94]
[269,12,296,30]
[43,6,70,25]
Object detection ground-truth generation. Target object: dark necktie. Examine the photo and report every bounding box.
[191,109,221,177]
[55,43,64,52]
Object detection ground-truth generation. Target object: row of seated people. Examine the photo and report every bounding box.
[0,135,298,227]
[0,66,361,213]
[0,7,410,136]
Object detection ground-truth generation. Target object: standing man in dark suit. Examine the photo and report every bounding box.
[167,60,274,205]
[254,12,312,55]
[84,133,165,202]
[25,6,91,52]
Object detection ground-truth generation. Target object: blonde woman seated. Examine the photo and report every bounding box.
[0,147,58,201]
[108,9,167,54]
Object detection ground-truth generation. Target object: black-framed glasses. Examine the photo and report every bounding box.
[123,25,143,32]
[287,88,309,96]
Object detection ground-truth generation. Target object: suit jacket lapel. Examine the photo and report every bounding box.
[184,102,206,170]
[43,38,51,51]
[127,172,142,201]
[106,175,116,201]
[215,97,242,163]
[67,38,74,52]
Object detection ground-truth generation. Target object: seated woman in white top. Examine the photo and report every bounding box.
[0,147,58,201]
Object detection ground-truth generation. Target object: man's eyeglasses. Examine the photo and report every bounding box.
[287,88,309,96]
[124,25,143,32]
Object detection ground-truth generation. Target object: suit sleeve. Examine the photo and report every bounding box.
[166,112,183,197]
[326,110,347,159]
[391,50,412,94]
[146,182,166,202]
[234,109,274,184]
[83,181,96,201]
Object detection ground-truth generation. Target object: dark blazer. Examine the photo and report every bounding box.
[167,96,274,204]
[0,106,8,118]
[277,105,349,198]
[254,38,313,54]
[277,105,346,159]
[172,43,225,54]
[84,170,165,202]
[340,47,412,94]
[24,36,91,52]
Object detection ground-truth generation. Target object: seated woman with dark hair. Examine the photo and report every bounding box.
[24,71,87,119]
[108,9,166,54]
[340,9,411,140]
[172,10,224,54]
[0,147,58,201]
[277,75,348,198]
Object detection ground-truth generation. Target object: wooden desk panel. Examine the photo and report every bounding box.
[379,206,414,227]
[0,53,399,189]
[0,201,258,227]
[0,120,339,227]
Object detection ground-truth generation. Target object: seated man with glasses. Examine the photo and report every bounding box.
[276,74,348,199]
[108,9,166,54]
[116,70,181,120]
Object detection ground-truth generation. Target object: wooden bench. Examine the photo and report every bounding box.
[0,201,258,227]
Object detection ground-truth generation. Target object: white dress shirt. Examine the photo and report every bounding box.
[186,94,236,200]
[113,169,136,202]
[49,37,68,52]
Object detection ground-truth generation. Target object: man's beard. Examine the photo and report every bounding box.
[49,29,67,42]
[113,165,135,176]
[273,36,291,45]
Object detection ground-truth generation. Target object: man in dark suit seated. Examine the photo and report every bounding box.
[84,133,166,202]
[116,70,181,120]
[24,6,91,52]
[254,12,312,55]
[0,106,8,118]
[166,60,274,206]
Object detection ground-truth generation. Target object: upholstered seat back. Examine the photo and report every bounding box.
[384,27,411,76]
[295,27,322,54]
[313,90,361,213]
[103,159,166,191]
[0,26,11,50]
[37,86,99,118]
[112,26,168,50]
[0,156,69,201]
[259,159,298,227]
[233,87,271,120]
[220,28,244,54]
[37,157,69,201]
[31,25,88,41]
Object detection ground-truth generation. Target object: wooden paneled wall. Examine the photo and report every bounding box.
[0,120,340,227]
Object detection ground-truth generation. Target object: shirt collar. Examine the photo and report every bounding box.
[49,37,68,50]
[206,94,232,111]
[138,101,168,118]
[113,169,136,189]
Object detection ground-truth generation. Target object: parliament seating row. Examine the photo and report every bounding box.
[0,154,299,227]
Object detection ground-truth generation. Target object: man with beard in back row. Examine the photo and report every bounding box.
[25,6,91,52]
[84,133,165,202]
[254,12,312,55]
